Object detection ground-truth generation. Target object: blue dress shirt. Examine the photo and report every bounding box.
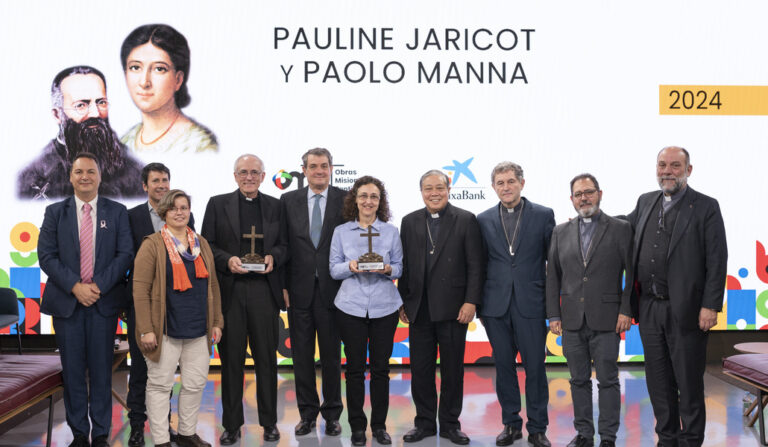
[329,218,403,318]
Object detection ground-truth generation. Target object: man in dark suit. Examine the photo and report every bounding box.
[202,154,284,443]
[476,162,554,447]
[38,152,133,447]
[275,148,345,437]
[398,169,484,445]
[125,162,195,446]
[625,146,727,447]
[546,174,633,447]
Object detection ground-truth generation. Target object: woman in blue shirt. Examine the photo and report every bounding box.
[329,176,403,446]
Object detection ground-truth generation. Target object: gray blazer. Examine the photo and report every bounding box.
[546,213,633,332]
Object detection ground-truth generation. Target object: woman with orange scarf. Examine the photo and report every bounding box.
[133,189,223,447]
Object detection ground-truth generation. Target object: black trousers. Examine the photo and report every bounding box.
[336,310,399,431]
[126,306,174,429]
[288,280,343,422]
[639,297,708,447]
[220,278,279,429]
[408,310,468,431]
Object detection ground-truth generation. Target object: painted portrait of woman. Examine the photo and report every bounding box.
[120,24,218,154]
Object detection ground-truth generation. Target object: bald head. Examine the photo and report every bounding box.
[656,146,692,195]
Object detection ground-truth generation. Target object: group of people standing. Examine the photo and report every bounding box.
[36,144,726,447]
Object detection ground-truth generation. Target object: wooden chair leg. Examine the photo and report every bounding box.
[46,393,55,447]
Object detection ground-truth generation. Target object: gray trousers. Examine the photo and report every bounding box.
[562,324,621,442]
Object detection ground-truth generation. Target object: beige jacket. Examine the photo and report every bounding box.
[133,232,224,363]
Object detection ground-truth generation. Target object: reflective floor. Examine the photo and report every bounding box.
[1,366,763,446]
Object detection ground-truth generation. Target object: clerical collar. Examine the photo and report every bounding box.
[239,191,260,202]
[426,205,447,219]
[663,185,687,202]
[500,200,524,213]
[579,210,601,223]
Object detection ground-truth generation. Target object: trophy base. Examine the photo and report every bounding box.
[242,263,266,272]
[358,262,384,271]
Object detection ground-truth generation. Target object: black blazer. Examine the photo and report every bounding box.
[546,213,633,331]
[201,190,283,312]
[625,186,727,329]
[398,203,485,322]
[274,186,346,309]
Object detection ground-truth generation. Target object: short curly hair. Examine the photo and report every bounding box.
[157,189,191,221]
[342,176,391,223]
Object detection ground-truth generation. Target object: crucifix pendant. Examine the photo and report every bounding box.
[509,246,515,256]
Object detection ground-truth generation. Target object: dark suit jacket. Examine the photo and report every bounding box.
[398,203,484,322]
[38,196,133,318]
[546,213,633,331]
[125,201,196,307]
[201,190,283,312]
[625,186,727,329]
[477,198,555,319]
[274,186,345,309]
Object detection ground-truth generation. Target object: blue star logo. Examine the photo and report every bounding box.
[443,157,477,186]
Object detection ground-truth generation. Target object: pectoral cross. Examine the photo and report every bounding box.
[360,226,380,253]
[243,226,264,256]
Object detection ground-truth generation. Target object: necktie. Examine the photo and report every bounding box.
[79,203,94,283]
[310,194,322,248]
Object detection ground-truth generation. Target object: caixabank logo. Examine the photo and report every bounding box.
[443,157,486,200]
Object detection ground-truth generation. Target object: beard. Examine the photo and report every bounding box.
[657,175,686,195]
[60,115,123,176]
[575,201,600,218]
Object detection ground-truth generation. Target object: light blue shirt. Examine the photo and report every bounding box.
[148,201,164,232]
[307,186,328,228]
[329,218,403,318]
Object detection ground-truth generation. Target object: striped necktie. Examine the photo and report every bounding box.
[79,203,94,283]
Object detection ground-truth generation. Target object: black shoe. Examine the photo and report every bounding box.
[176,433,211,447]
[325,420,342,436]
[529,432,552,447]
[154,444,171,447]
[496,425,523,446]
[403,427,437,443]
[566,434,594,447]
[440,428,470,445]
[128,427,144,447]
[91,436,109,447]
[219,429,241,445]
[373,429,392,445]
[598,441,615,447]
[68,435,90,447]
[263,425,280,442]
[295,419,317,436]
[169,427,179,443]
[351,430,367,446]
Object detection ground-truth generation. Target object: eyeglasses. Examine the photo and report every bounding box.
[236,170,262,178]
[573,189,598,199]
[169,206,190,214]
[357,193,380,202]
[63,99,109,116]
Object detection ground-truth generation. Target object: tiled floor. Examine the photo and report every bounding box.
[1,366,763,446]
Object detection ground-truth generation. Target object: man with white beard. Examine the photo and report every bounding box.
[546,173,633,447]
[17,65,143,200]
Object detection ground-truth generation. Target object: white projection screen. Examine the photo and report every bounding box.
[1,1,766,365]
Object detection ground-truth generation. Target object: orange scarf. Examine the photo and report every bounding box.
[160,225,209,291]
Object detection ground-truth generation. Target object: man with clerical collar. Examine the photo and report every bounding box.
[398,169,484,445]
[275,148,345,438]
[624,146,727,447]
[37,152,133,447]
[201,154,284,443]
[17,65,143,200]
[125,162,195,446]
[546,173,633,447]
[476,162,554,447]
